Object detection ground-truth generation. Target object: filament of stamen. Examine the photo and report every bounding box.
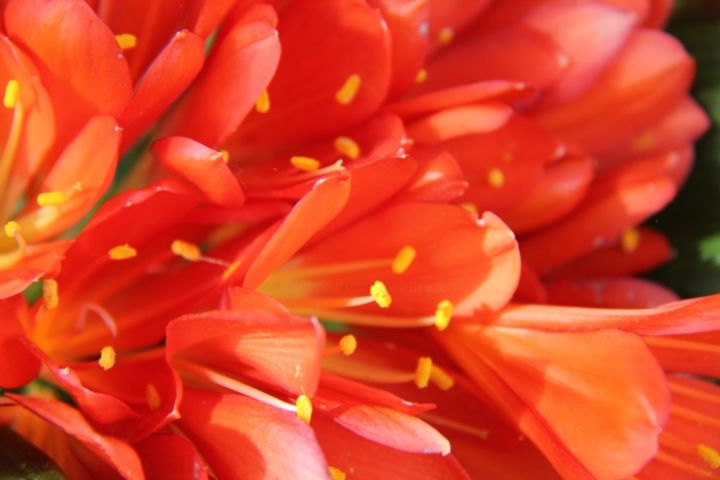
[76,303,118,338]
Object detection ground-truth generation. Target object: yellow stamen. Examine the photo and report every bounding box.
[108,244,137,260]
[486,168,505,188]
[334,136,360,160]
[115,33,137,50]
[146,384,161,411]
[434,299,453,331]
[3,80,19,109]
[415,356,432,389]
[328,467,347,480]
[42,279,59,310]
[697,444,720,469]
[415,68,428,84]
[220,149,230,163]
[171,240,202,262]
[290,156,321,172]
[437,27,454,45]
[460,202,478,214]
[430,365,455,391]
[335,74,362,105]
[392,246,416,274]
[36,191,67,207]
[339,334,357,356]
[222,259,242,281]
[620,228,640,253]
[3,220,19,238]
[98,346,116,371]
[370,280,391,308]
[295,394,313,424]
[255,89,270,113]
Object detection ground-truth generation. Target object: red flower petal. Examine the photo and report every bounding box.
[135,433,209,480]
[243,175,351,289]
[5,0,131,137]
[545,277,679,309]
[153,136,245,207]
[6,394,145,480]
[0,240,70,299]
[0,297,40,387]
[120,30,205,150]
[233,0,392,150]
[312,413,470,480]
[166,3,281,146]
[647,332,720,378]
[179,389,328,480]
[439,326,669,480]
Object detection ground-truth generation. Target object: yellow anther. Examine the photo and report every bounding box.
[335,74,362,105]
[486,168,505,188]
[392,246,416,274]
[42,279,59,310]
[146,384,162,411]
[460,202,478,214]
[115,33,137,50]
[697,444,720,469]
[3,221,20,238]
[295,394,313,424]
[370,280,392,308]
[328,467,347,480]
[620,228,640,253]
[339,334,357,356]
[171,240,202,262]
[430,365,455,391]
[437,27,455,45]
[220,149,230,163]
[290,156,321,172]
[108,244,137,260]
[415,356,432,389]
[36,191,67,207]
[3,79,19,109]
[98,346,116,371]
[255,89,270,113]
[434,299,453,331]
[334,136,361,160]
[415,68,428,84]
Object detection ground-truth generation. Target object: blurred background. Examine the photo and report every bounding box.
[650,0,720,296]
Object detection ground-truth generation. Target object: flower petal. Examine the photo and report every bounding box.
[134,433,209,480]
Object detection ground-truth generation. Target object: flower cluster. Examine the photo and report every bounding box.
[0,0,718,479]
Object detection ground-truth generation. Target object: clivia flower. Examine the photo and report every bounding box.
[0,0,718,479]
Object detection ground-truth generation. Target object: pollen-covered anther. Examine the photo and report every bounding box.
[171,240,202,262]
[43,279,59,310]
[370,280,392,308]
[3,80,19,109]
[146,384,162,411]
[460,202,479,215]
[328,467,347,480]
[115,33,137,50]
[335,74,362,105]
[295,394,313,424]
[255,89,270,113]
[620,228,640,253]
[434,299,454,331]
[339,334,357,356]
[219,149,230,163]
[108,243,137,260]
[98,346,116,371]
[290,155,321,172]
[430,365,455,391]
[36,191,67,207]
[392,245,416,274]
[486,168,505,188]
[3,221,20,238]
[334,136,360,160]
[415,356,433,389]
[415,68,428,84]
[697,444,720,469]
[437,27,454,45]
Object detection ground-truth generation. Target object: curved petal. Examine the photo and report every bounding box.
[179,389,328,480]
[134,433,209,480]
[545,277,680,309]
